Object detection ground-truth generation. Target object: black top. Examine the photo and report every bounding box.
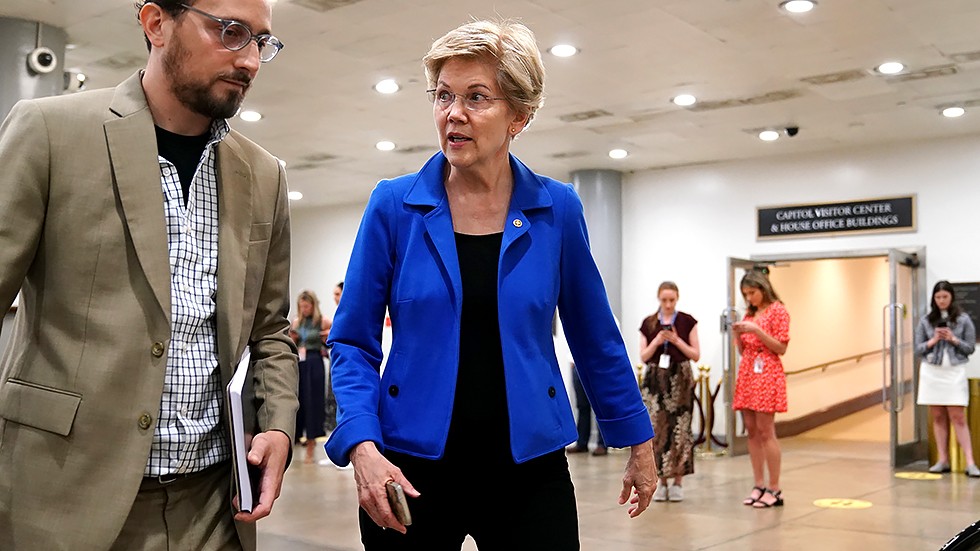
[444,232,510,461]
[155,125,210,206]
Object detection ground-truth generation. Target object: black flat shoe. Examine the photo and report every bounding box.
[753,489,784,508]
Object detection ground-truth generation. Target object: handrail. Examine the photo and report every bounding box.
[785,348,886,377]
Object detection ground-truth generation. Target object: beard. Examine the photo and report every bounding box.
[163,32,252,121]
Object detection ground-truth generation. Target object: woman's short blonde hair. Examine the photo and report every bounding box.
[423,19,546,128]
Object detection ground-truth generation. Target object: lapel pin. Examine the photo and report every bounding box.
[513,219,523,228]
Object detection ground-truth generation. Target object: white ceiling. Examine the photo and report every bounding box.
[5,0,980,208]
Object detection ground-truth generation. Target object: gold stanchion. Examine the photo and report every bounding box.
[696,364,727,458]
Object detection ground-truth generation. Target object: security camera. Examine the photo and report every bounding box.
[784,126,799,137]
[27,47,58,75]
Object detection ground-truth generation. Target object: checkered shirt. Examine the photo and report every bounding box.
[145,119,231,476]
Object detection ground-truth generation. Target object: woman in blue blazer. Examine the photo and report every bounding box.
[325,20,656,549]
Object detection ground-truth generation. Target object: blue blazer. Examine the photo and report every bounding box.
[325,152,653,465]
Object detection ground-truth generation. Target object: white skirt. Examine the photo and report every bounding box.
[917,352,969,407]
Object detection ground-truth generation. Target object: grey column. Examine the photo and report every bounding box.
[0,17,67,120]
[571,169,623,321]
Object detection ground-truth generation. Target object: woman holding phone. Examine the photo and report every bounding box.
[732,270,790,508]
[639,281,700,502]
[915,280,978,476]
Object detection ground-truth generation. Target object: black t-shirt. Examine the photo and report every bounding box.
[445,232,510,461]
[155,125,210,206]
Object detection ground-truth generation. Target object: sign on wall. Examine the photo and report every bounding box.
[757,196,915,240]
[951,282,980,344]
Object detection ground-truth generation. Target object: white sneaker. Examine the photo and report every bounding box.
[966,464,980,478]
[668,484,684,502]
[653,484,669,502]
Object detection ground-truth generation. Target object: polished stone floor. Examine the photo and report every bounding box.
[258,409,977,551]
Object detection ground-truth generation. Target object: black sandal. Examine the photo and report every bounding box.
[752,489,784,508]
[743,486,765,506]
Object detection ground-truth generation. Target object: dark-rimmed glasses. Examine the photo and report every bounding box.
[427,89,507,112]
[180,3,284,63]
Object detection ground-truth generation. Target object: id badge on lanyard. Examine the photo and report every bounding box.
[753,355,764,374]
[659,311,677,369]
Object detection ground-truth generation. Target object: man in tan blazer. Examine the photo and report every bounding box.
[0,0,298,549]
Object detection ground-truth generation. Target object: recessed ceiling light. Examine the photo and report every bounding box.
[376,141,396,151]
[239,110,262,122]
[374,79,400,94]
[943,107,965,118]
[780,0,816,13]
[76,73,86,83]
[549,44,578,57]
[876,61,905,75]
[759,130,780,141]
[288,191,303,201]
[608,149,628,159]
[672,94,697,106]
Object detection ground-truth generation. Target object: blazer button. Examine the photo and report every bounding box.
[513,219,523,228]
[548,386,556,398]
[138,413,153,430]
[151,342,166,357]
[388,385,399,397]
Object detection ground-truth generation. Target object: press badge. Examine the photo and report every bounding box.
[753,356,764,374]
[659,354,671,369]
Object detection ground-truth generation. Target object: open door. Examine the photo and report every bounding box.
[722,257,773,457]
[884,248,929,468]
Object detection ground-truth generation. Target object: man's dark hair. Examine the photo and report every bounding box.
[134,1,193,52]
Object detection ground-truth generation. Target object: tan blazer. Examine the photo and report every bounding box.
[0,72,299,551]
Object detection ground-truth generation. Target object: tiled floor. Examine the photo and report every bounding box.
[258,409,977,550]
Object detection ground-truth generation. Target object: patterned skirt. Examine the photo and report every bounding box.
[641,360,695,479]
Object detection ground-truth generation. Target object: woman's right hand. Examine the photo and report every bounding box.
[349,441,420,533]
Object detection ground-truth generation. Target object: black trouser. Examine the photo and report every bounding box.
[359,449,580,550]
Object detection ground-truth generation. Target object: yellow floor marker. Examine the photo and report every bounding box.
[894,472,943,481]
[813,498,873,509]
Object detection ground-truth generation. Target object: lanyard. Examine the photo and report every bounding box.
[660,311,677,353]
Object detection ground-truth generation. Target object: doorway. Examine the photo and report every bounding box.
[721,248,928,468]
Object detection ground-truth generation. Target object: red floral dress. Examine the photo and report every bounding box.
[732,302,790,413]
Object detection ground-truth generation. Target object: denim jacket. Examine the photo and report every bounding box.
[914,313,976,366]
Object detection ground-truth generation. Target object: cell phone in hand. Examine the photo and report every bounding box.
[662,324,673,332]
[385,480,412,526]
[937,320,949,328]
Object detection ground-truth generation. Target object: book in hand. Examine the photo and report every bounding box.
[228,347,261,513]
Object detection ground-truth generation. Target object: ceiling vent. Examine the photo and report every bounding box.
[286,162,320,171]
[394,145,434,155]
[299,153,338,163]
[800,69,867,86]
[558,109,613,123]
[92,52,146,70]
[947,50,980,64]
[888,64,958,82]
[291,0,368,11]
[550,150,589,159]
[687,89,803,112]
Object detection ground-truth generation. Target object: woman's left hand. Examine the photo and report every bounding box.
[732,320,760,335]
[619,438,658,518]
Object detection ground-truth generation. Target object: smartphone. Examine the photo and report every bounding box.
[937,320,949,328]
[662,324,673,332]
[385,480,412,526]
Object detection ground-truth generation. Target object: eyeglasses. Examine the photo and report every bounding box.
[427,89,506,112]
[179,4,284,63]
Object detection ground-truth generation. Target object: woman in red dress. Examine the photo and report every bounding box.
[732,270,790,508]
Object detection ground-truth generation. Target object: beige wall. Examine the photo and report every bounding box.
[767,256,890,421]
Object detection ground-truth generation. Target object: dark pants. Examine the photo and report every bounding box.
[572,369,604,449]
[359,450,579,550]
[296,352,326,440]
